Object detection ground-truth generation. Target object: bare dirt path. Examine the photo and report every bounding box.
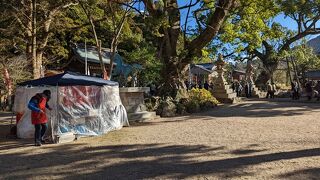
[0,100,319,179]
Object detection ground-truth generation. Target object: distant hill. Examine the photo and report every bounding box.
[307,35,320,54]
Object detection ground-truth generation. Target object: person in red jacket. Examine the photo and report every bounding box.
[28,90,52,146]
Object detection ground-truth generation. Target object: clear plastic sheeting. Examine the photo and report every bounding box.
[14,85,128,142]
[57,85,128,137]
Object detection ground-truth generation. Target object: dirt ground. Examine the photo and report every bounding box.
[0,99,319,180]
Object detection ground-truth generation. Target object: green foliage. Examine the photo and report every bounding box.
[192,49,215,64]
[289,45,320,74]
[188,88,220,105]
[279,0,319,19]
[221,0,281,51]
[122,44,163,86]
[185,100,201,113]
[184,88,219,113]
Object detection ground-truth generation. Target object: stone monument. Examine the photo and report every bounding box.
[119,87,157,122]
[212,54,237,103]
[244,60,265,98]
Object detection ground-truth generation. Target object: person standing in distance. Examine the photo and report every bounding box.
[28,90,52,146]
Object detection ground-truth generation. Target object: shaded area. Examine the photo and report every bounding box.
[231,149,267,155]
[0,113,15,139]
[0,139,33,151]
[180,99,320,120]
[278,168,320,180]
[129,100,320,127]
[0,142,319,179]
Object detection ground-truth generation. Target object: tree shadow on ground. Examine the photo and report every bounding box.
[124,100,320,127]
[278,168,320,179]
[0,139,33,151]
[0,142,319,179]
[177,100,320,121]
[0,112,14,118]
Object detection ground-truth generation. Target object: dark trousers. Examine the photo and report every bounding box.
[34,123,47,143]
[292,90,299,100]
[266,91,272,98]
[270,91,275,98]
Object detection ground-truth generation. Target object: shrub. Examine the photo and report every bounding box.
[185,88,219,113]
[185,100,200,113]
[188,88,219,105]
[153,89,220,116]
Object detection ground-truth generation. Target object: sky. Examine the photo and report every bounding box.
[273,14,297,31]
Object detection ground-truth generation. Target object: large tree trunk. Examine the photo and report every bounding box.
[23,0,33,73]
[263,59,278,84]
[32,0,40,79]
[290,56,302,90]
[253,42,279,84]
[142,0,235,97]
[286,57,292,84]
[36,50,44,77]
[159,58,182,97]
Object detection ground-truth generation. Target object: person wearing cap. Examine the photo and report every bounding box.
[28,90,52,146]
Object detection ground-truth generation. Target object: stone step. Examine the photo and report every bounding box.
[214,92,237,99]
[214,86,234,93]
[128,111,157,122]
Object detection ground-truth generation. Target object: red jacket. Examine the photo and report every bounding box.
[31,96,48,125]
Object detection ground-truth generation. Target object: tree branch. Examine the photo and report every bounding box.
[187,0,235,54]
[142,0,157,16]
[111,0,144,16]
[183,0,193,46]
[178,0,201,10]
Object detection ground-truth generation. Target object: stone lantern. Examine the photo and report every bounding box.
[212,54,237,103]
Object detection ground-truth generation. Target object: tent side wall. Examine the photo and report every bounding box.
[56,85,128,139]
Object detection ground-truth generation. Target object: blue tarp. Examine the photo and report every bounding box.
[18,72,119,86]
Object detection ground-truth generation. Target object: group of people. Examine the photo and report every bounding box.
[291,80,300,100]
[303,80,320,101]
[232,81,277,99]
[289,80,320,100]
[231,81,243,97]
[231,81,255,98]
[266,82,277,99]
[185,80,214,91]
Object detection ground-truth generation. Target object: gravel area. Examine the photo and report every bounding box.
[0,100,319,179]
